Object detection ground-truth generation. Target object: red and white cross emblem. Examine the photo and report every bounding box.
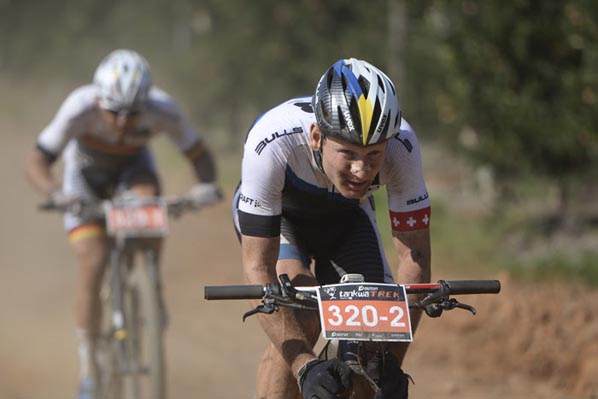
[389,207,431,232]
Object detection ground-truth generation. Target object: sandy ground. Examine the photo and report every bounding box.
[1,132,597,399]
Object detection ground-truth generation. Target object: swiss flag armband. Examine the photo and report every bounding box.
[389,207,431,232]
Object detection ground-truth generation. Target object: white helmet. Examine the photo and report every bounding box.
[93,49,152,112]
[313,58,402,146]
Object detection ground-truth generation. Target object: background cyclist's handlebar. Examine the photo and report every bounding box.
[38,195,200,217]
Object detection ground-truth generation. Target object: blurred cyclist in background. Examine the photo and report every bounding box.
[24,48,222,399]
[233,58,431,399]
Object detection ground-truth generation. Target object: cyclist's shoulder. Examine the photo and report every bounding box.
[60,85,99,113]
[246,96,314,142]
[144,86,188,121]
[386,117,423,155]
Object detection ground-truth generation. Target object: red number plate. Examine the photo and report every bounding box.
[317,283,412,342]
[106,205,168,237]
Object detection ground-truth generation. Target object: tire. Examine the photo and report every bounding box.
[318,340,382,398]
[96,262,123,399]
[96,251,166,399]
[122,253,166,399]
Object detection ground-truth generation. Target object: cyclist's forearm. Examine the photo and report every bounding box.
[393,228,431,332]
[186,145,217,183]
[393,228,431,284]
[255,305,319,376]
[244,265,318,376]
[242,235,318,377]
[24,148,59,196]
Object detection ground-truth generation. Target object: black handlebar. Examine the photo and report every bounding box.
[204,279,501,300]
[205,277,501,319]
[204,285,268,300]
[444,280,501,295]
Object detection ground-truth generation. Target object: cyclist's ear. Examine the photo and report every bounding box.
[310,124,323,151]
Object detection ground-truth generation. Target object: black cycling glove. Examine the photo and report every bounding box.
[298,359,353,399]
[372,352,411,399]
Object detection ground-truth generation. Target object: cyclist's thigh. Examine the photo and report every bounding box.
[62,144,108,231]
[316,201,393,284]
[64,141,137,200]
[68,223,109,272]
[118,147,161,195]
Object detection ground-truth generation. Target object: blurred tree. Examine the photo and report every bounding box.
[5,1,436,149]
[416,0,598,222]
[176,0,391,146]
[1,0,393,147]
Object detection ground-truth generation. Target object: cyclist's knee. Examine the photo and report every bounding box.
[70,232,109,272]
[126,182,160,197]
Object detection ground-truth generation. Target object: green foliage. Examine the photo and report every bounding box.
[421,1,598,185]
[0,0,392,145]
[427,200,508,277]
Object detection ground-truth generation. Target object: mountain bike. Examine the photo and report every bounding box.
[41,194,199,399]
[204,273,501,398]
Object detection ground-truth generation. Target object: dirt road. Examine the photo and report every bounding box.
[1,132,596,399]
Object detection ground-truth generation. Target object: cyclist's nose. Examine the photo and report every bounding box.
[116,115,129,127]
[350,160,371,178]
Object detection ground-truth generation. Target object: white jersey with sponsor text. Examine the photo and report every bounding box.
[239,96,431,233]
[37,84,201,159]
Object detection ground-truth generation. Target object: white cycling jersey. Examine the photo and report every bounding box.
[36,84,204,231]
[238,96,431,237]
[37,84,201,159]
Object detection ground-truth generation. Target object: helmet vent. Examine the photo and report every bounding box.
[370,102,382,136]
[358,76,370,94]
[337,105,348,131]
[389,81,396,96]
[377,76,385,93]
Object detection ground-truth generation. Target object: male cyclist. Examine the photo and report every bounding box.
[233,58,431,399]
[24,49,222,399]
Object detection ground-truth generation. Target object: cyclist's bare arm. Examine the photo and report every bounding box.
[391,227,431,361]
[393,227,432,287]
[242,234,317,377]
[24,147,58,196]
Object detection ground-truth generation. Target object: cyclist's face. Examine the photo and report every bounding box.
[100,107,142,135]
[310,124,387,199]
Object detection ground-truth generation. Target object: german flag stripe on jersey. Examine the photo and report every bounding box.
[79,136,142,156]
[389,207,431,232]
[68,223,105,243]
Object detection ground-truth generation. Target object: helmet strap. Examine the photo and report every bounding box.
[313,135,327,175]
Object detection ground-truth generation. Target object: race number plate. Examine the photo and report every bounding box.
[106,203,169,237]
[317,283,412,342]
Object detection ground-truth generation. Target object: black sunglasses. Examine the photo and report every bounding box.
[106,108,141,118]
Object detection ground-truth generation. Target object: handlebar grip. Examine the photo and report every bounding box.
[445,280,501,294]
[204,285,265,300]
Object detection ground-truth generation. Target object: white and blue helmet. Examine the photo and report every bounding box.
[93,49,152,112]
[313,58,402,146]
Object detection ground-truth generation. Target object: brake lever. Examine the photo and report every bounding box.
[453,301,477,315]
[242,299,279,321]
[424,298,477,317]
